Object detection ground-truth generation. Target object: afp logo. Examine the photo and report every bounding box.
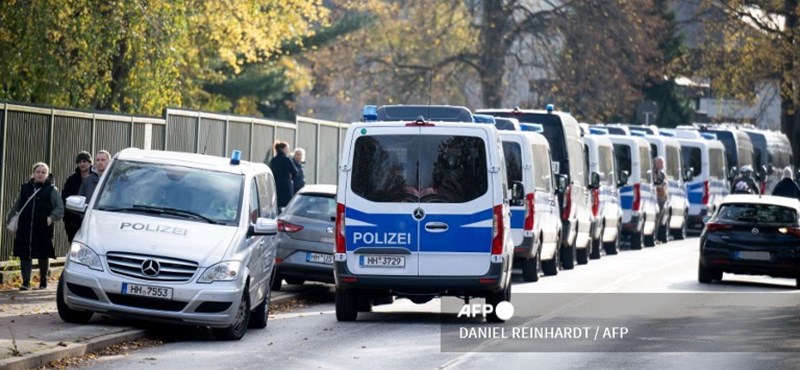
[457,300,514,321]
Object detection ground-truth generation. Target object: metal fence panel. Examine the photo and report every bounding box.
[318,125,340,184]
[96,120,132,156]
[296,120,317,184]
[132,123,145,149]
[253,124,276,164]
[229,121,252,161]
[152,125,166,150]
[166,114,197,153]
[198,117,225,156]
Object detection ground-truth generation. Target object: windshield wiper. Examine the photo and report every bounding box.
[97,205,222,224]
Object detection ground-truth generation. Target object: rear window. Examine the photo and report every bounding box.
[597,145,615,185]
[682,146,701,177]
[650,144,658,158]
[351,134,488,203]
[284,193,336,222]
[709,148,726,179]
[709,131,736,172]
[489,113,567,170]
[503,141,523,189]
[666,146,680,180]
[717,203,798,224]
[613,143,632,181]
[639,145,652,182]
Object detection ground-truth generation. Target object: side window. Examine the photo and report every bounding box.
[639,145,652,183]
[650,144,658,158]
[249,178,259,224]
[255,173,273,218]
[613,143,632,182]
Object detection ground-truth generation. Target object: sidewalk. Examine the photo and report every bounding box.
[0,275,314,370]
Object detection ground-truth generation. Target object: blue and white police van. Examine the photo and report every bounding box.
[334,109,514,322]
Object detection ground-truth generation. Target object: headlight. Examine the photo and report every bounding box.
[69,243,103,271]
[197,261,241,283]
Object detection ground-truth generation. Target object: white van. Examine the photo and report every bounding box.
[676,138,728,231]
[582,134,622,255]
[334,119,515,322]
[500,131,561,281]
[640,134,690,241]
[607,135,658,249]
[58,149,279,341]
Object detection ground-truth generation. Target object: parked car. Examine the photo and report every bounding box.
[699,195,800,288]
[273,184,337,290]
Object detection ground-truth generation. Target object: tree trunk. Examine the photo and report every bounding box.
[782,0,800,167]
[478,1,509,108]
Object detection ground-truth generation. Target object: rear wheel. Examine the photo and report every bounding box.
[335,288,358,321]
[698,263,722,283]
[486,283,511,323]
[671,216,687,240]
[541,236,559,276]
[590,224,602,260]
[57,274,93,324]
[576,246,589,265]
[213,291,250,340]
[561,235,576,270]
[521,238,541,282]
[629,230,643,250]
[271,274,282,292]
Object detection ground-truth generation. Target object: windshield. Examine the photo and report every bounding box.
[95,160,243,225]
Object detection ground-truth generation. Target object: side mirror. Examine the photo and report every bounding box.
[248,217,278,237]
[589,172,601,189]
[65,195,87,214]
[510,181,525,206]
[617,171,629,188]
[729,167,738,179]
[684,168,694,182]
[556,175,568,194]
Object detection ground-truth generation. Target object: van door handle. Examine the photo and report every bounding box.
[425,222,449,233]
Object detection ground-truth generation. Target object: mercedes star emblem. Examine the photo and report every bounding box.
[413,208,425,221]
[751,228,759,235]
[141,259,161,276]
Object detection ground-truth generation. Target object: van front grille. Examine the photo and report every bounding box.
[106,252,198,282]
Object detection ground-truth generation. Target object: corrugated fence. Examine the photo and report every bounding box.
[0,102,349,260]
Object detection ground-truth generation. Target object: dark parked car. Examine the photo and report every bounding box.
[699,194,800,288]
[273,184,337,290]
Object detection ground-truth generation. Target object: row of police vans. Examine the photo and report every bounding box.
[332,104,793,322]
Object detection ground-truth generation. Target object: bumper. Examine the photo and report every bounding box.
[62,265,243,328]
[561,219,575,247]
[276,261,335,284]
[333,259,511,297]
[621,213,643,233]
[513,236,536,258]
[687,208,709,230]
[700,251,800,279]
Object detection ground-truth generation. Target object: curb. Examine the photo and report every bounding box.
[0,288,311,370]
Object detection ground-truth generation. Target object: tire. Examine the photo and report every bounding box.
[56,274,93,324]
[604,224,620,255]
[590,225,602,260]
[521,240,541,282]
[671,217,687,240]
[214,291,250,340]
[285,277,305,285]
[629,231,643,250]
[335,288,358,322]
[561,237,576,270]
[698,263,721,284]
[576,246,589,265]
[644,232,656,247]
[250,272,275,329]
[541,236,559,276]
[486,283,511,323]
[271,274,282,292]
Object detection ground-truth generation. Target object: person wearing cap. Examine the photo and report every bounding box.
[731,165,760,195]
[62,151,97,242]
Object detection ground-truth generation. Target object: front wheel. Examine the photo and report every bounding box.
[335,288,359,322]
[671,217,687,240]
[213,291,250,340]
[57,273,93,324]
[561,238,576,270]
[521,238,541,282]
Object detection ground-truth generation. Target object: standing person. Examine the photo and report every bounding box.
[731,165,760,194]
[653,157,668,242]
[269,141,298,209]
[772,167,800,199]
[62,151,97,242]
[7,163,64,290]
[78,149,110,201]
[292,147,306,193]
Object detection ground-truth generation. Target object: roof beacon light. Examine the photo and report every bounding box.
[362,105,378,121]
[230,150,241,165]
[546,104,554,114]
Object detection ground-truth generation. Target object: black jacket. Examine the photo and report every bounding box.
[293,160,306,193]
[62,167,96,228]
[772,178,800,199]
[9,175,64,259]
[269,151,298,208]
[731,175,760,194]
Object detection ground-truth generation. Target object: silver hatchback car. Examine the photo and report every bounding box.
[273,184,336,290]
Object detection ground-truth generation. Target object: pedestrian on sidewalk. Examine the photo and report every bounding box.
[292,147,306,193]
[78,149,110,201]
[772,167,800,199]
[7,162,64,290]
[269,141,298,209]
[62,151,97,242]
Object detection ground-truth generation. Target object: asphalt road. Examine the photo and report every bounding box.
[74,237,800,370]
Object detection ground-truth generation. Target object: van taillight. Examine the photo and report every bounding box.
[702,181,710,205]
[524,193,535,230]
[632,183,641,212]
[492,204,504,255]
[591,188,600,217]
[561,185,572,221]
[335,203,346,253]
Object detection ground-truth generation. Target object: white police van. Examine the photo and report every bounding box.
[334,113,514,322]
[58,148,279,341]
[607,135,658,249]
[500,130,561,281]
[676,138,728,231]
[582,133,622,256]
[639,133,690,241]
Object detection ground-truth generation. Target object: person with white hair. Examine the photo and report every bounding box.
[771,166,800,199]
[292,147,306,193]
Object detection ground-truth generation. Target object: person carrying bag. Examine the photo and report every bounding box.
[7,188,41,233]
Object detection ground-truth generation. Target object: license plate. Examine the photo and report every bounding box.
[306,252,334,265]
[121,282,173,300]
[359,255,405,268]
[736,251,771,261]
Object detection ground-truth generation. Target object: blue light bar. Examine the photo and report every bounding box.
[519,123,544,133]
[473,114,496,124]
[362,105,378,121]
[701,133,717,140]
[589,127,609,135]
[230,150,241,165]
[546,104,554,113]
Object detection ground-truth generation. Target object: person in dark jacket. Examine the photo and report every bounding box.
[78,149,110,201]
[62,151,97,242]
[731,165,760,194]
[269,141,298,209]
[7,162,64,290]
[292,147,306,193]
[772,167,800,199]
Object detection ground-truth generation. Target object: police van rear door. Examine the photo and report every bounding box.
[416,126,494,276]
